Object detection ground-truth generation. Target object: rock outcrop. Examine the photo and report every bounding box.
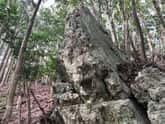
[46,6,165,124]
[131,67,165,124]
[53,99,146,124]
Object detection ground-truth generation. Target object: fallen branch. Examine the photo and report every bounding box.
[30,89,46,116]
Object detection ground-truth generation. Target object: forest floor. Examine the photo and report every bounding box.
[0,83,53,124]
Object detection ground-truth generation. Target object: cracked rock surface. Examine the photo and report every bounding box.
[46,6,165,124]
[131,67,165,124]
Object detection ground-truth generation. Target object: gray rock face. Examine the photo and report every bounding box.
[56,6,130,104]
[131,67,165,104]
[48,6,165,124]
[56,99,146,124]
[148,100,165,124]
[131,67,165,124]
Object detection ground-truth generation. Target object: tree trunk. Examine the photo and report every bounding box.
[123,18,129,51]
[1,55,12,85]
[108,15,118,45]
[17,95,22,124]
[128,31,139,60]
[3,57,13,84]
[7,0,16,7]
[105,0,118,46]
[0,42,5,55]
[26,82,31,124]
[0,49,11,83]
[152,0,165,29]
[120,0,129,51]
[0,46,9,71]
[1,0,41,123]
[132,0,147,61]
[147,34,154,60]
[160,26,165,56]
[89,0,101,23]
[139,15,154,59]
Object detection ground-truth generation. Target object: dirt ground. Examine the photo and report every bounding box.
[0,83,53,124]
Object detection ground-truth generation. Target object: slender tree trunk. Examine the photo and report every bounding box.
[132,0,147,61]
[1,55,12,85]
[160,26,165,56]
[0,41,3,49]
[105,0,118,46]
[139,15,154,59]
[109,15,118,45]
[124,19,131,61]
[26,82,31,124]
[98,0,103,24]
[0,25,5,38]
[120,0,129,51]
[123,19,129,51]
[4,57,13,84]
[7,0,16,7]
[5,58,14,84]
[1,0,41,123]
[152,0,165,29]
[17,95,22,124]
[147,35,154,57]
[128,31,139,60]
[0,46,9,71]
[0,49,11,83]
[90,0,101,23]
[0,42,5,55]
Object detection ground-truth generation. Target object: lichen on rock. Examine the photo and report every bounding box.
[131,67,165,124]
[47,6,165,124]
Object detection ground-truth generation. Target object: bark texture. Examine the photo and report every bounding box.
[0,49,11,83]
[0,46,9,71]
[1,0,41,123]
[132,0,147,61]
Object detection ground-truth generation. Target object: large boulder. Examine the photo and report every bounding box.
[48,6,151,124]
[51,99,147,124]
[54,6,130,104]
[131,67,165,124]
[48,5,165,124]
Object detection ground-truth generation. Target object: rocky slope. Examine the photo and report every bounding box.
[47,6,165,124]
